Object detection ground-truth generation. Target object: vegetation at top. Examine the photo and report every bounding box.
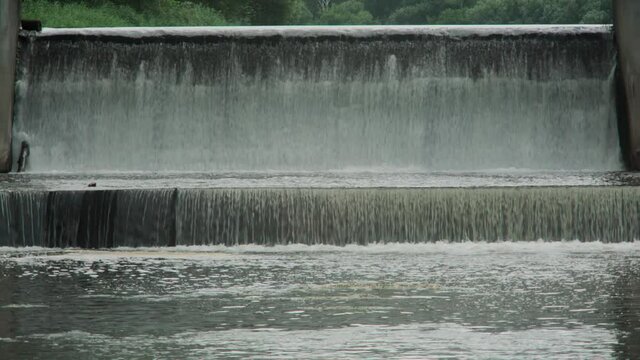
[21,0,613,28]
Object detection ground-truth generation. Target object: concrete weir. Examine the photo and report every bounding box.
[2,17,640,247]
[0,0,19,172]
[614,1,640,169]
[1,186,640,247]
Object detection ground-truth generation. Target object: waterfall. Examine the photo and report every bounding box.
[3,26,629,248]
[1,186,638,246]
[13,25,621,172]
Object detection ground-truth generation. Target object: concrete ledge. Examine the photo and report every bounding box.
[0,0,19,173]
[614,1,640,169]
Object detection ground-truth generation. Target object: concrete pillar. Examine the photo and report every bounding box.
[614,0,640,169]
[0,0,20,173]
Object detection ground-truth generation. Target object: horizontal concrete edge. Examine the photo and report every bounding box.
[28,24,613,40]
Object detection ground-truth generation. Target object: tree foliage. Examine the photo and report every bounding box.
[22,0,228,27]
[21,0,612,27]
[318,0,374,25]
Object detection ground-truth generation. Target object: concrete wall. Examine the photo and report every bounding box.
[615,0,640,169]
[0,0,19,173]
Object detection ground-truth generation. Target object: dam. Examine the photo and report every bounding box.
[3,5,640,356]
[1,24,635,247]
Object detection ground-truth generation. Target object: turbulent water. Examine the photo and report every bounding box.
[13,25,621,172]
[1,243,639,359]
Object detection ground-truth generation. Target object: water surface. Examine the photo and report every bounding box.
[1,243,639,359]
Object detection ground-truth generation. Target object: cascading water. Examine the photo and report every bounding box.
[13,26,621,172]
[1,25,633,247]
[1,186,639,246]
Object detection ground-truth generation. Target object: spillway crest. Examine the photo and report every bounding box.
[13,26,621,172]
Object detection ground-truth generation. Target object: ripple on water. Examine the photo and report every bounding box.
[0,243,639,358]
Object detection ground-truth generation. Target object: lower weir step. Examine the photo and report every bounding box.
[1,186,639,247]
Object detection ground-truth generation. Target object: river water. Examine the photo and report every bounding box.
[1,243,639,359]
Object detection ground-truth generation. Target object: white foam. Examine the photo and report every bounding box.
[4,241,640,264]
[174,241,640,255]
[1,304,49,309]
